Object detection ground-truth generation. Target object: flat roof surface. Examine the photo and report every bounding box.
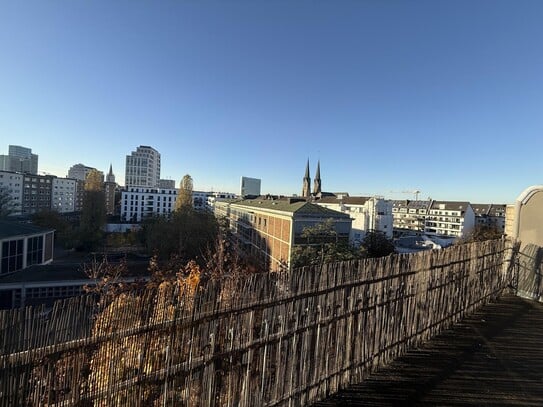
[0,220,54,240]
[314,294,543,406]
[232,199,351,218]
[0,261,150,284]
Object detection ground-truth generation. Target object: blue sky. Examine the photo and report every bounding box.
[1,1,542,203]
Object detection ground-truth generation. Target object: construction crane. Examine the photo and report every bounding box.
[389,189,421,200]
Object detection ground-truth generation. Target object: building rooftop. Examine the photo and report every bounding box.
[0,261,150,284]
[317,196,371,206]
[430,201,471,211]
[232,199,351,218]
[0,220,54,240]
[472,203,491,215]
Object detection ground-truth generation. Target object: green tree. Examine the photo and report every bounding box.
[175,174,193,212]
[360,231,395,258]
[141,210,219,264]
[0,188,18,218]
[291,220,360,268]
[78,169,106,250]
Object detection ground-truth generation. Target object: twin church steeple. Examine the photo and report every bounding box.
[301,159,321,198]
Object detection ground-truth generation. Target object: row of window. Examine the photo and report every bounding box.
[0,236,43,275]
[25,285,83,299]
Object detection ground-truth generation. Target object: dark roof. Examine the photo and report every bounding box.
[472,204,491,215]
[0,221,54,240]
[0,261,150,284]
[430,201,471,211]
[488,204,507,217]
[231,199,350,218]
[392,200,409,208]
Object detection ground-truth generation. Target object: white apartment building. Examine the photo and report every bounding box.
[206,192,238,212]
[125,146,161,188]
[193,191,209,211]
[392,200,432,234]
[121,187,177,222]
[316,196,393,243]
[51,178,77,213]
[0,171,23,215]
[424,201,475,237]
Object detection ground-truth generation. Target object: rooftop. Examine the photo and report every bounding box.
[0,260,150,284]
[317,196,371,206]
[232,198,351,218]
[0,220,54,240]
[430,200,471,211]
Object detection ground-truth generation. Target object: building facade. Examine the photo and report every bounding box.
[158,179,176,189]
[104,165,117,215]
[0,145,38,174]
[214,198,352,271]
[125,146,161,188]
[51,177,77,213]
[22,174,55,214]
[0,171,23,215]
[120,187,178,222]
[193,191,209,211]
[206,192,238,213]
[392,200,432,234]
[0,221,54,276]
[424,201,475,237]
[240,176,261,197]
[316,196,393,243]
[67,163,97,181]
[472,203,507,234]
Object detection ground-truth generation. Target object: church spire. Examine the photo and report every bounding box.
[106,163,115,183]
[313,160,321,195]
[302,159,311,198]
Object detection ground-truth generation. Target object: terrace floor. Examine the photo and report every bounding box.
[313,294,543,406]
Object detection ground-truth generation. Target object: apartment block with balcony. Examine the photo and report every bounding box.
[214,198,352,271]
[392,200,432,234]
[424,201,475,237]
[120,187,178,222]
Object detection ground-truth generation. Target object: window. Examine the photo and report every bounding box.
[1,239,24,274]
[27,236,44,266]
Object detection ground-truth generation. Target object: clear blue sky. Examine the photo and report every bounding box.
[1,1,542,203]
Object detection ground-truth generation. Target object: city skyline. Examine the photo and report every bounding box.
[1,1,542,203]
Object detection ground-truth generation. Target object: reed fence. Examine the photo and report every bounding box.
[0,239,516,406]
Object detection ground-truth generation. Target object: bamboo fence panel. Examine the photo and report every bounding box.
[0,238,517,406]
